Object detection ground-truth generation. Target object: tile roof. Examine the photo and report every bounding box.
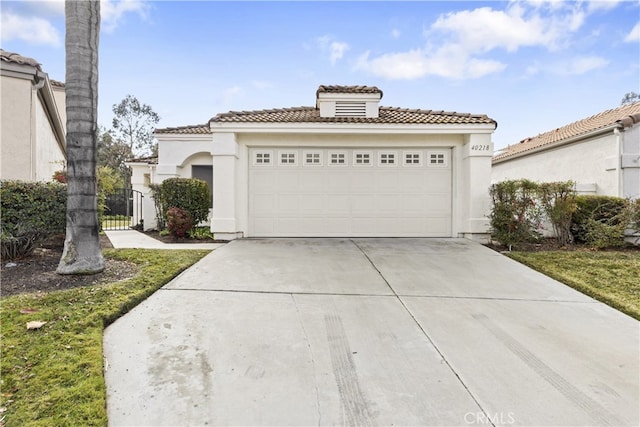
[494,102,640,161]
[154,124,212,135]
[50,79,65,88]
[127,155,158,164]
[0,49,42,70]
[210,106,496,125]
[316,85,383,97]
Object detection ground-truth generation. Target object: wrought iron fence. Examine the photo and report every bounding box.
[103,188,143,230]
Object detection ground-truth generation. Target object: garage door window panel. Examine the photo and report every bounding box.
[427,151,449,168]
[254,151,273,166]
[279,151,297,166]
[353,151,373,166]
[329,151,348,166]
[303,151,322,166]
[379,151,397,166]
[403,151,423,167]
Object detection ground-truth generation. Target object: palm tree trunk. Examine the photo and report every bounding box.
[57,0,104,274]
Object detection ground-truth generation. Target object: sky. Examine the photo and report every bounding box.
[2,0,639,152]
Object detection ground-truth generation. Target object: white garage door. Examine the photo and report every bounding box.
[249,148,452,237]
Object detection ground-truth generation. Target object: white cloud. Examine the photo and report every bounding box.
[315,35,350,64]
[550,55,609,75]
[101,0,150,33]
[391,29,401,39]
[429,3,587,53]
[329,41,349,64]
[0,11,61,46]
[355,1,618,81]
[586,0,622,13]
[355,45,506,80]
[625,22,640,43]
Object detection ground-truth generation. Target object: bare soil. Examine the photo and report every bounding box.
[1,234,138,298]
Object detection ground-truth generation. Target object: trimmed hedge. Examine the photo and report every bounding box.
[0,180,67,236]
[150,178,210,230]
[1,180,67,259]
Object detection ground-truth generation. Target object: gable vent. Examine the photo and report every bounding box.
[335,101,366,117]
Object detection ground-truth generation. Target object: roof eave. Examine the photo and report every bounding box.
[37,73,66,155]
[492,123,620,164]
[209,121,496,134]
[155,132,212,141]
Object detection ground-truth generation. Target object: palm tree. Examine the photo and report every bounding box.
[57,0,104,274]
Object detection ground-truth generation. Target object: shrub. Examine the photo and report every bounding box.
[150,178,210,230]
[0,180,67,236]
[572,195,628,244]
[0,180,67,259]
[538,181,577,246]
[188,226,214,240]
[489,179,542,250]
[629,198,640,234]
[166,207,193,239]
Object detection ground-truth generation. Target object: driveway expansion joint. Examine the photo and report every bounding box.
[349,239,494,424]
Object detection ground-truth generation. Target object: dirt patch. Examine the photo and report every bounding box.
[1,234,138,298]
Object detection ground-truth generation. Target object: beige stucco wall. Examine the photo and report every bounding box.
[622,124,640,199]
[492,133,619,196]
[34,96,65,180]
[52,86,66,131]
[1,74,66,182]
[1,76,33,180]
[137,126,495,239]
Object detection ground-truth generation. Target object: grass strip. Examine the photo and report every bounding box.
[507,250,640,320]
[0,248,210,427]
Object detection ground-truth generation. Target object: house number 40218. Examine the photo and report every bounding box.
[471,145,491,151]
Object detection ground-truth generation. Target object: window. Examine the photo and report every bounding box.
[379,152,397,166]
[192,165,213,207]
[329,152,347,166]
[403,152,422,166]
[353,151,372,166]
[279,151,297,166]
[303,151,322,166]
[254,151,272,165]
[427,151,448,167]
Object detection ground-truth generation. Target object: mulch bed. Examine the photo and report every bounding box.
[1,235,138,298]
[143,230,229,244]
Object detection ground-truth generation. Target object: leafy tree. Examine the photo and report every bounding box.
[58,0,104,275]
[97,126,132,186]
[621,92,640,105]
[111,94,160,156]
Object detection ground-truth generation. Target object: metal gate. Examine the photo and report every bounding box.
[103,188,143,230]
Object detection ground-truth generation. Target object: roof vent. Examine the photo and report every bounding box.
[316,85,382,118]
[335,101,366,117]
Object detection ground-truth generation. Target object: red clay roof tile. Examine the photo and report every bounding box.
[494,102,640,161]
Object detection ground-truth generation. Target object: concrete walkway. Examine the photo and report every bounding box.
[104,230,225,250]
[104,238,639,426]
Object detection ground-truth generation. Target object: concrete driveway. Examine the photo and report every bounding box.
[104,238,639,426]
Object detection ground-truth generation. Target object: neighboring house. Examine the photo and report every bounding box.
[492,102,640,199]
[129,85,496,240]
[0,49,66,182]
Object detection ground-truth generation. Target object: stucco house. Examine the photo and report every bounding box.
[0,50,66,182]
[129,85,496,240]
[492,102,640,199]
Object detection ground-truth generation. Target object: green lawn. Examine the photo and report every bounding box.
[0,249,210,427]
[508,250,640,320]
